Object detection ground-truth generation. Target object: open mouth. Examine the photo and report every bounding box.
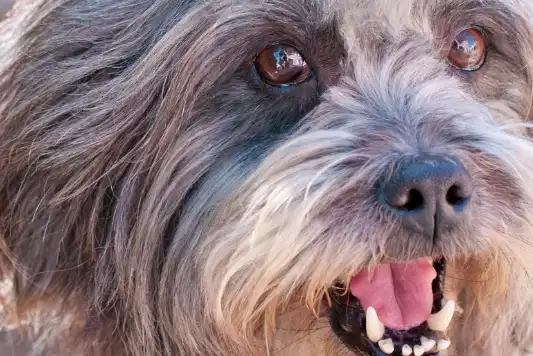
[329,258,452,355]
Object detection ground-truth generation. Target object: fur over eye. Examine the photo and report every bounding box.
[447,27,488,71]
[254,44,312,86]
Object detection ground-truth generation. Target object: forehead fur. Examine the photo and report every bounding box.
[328,0,533,121]
[339,0,533,47]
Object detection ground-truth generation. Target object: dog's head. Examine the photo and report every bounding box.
[2,0,533,355]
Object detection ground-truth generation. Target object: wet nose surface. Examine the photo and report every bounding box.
[378,155,473,237]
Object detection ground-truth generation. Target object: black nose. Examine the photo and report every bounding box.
[378,155,473,237]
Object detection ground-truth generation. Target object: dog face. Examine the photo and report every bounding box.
[1,0,533,355]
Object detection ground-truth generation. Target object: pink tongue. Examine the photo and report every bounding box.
[350,259,437,330]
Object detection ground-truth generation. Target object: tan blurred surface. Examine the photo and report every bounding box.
[0,0,15,19]
[0,331,31,356]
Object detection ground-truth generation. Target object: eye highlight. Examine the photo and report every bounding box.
[447,27,487,71]
[254,44,312,86]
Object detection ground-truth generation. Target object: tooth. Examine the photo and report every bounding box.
[402,344,413,355]
[413,345,424,356]
[438,339,451,350]
[427,300,455,331]
[365,306,385,342]
[378,339,394,354]
[421,336,436,351]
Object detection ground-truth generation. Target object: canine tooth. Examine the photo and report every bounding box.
[413,345,425,356]
[365,306,385,342]
[421,336,436,351]
[402,344,413,355]
[427,300,455,331]
[438,339,451,350]
[378,339,394,354]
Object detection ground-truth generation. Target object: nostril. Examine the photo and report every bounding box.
[445,184,470,210]
[390,189,424,212]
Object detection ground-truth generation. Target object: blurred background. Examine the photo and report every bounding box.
[1,3,26,354]
[0,0,14,19]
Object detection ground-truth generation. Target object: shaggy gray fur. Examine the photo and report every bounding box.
[1,0,533,355]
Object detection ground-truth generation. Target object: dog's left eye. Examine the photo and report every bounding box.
[447,27,487,71]
[254,45,312,86]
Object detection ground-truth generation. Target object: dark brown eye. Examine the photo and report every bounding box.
[254,44,312,86]
[448,27,487,71]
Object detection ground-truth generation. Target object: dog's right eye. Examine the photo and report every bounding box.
[254,44,312,86]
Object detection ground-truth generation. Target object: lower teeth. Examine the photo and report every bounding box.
[378,339,394,354]
[402,344,413,355]
[438,339,451,351]
[421,336,436,351]
[426,299,455,331]
[376,337,449,355]
[365,304,454,355]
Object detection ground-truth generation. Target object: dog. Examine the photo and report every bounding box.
[1,0,533,355]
